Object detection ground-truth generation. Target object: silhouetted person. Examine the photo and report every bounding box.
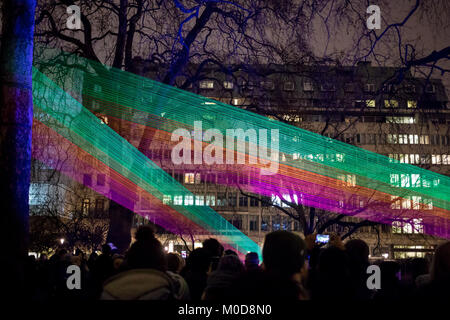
[181,248,210,300]
[167,253,185,274]
[101,226,189,300]
[232,231,308,300]
[345,239,373,299]
[245,252,260,272]
[202,238,224,272]
[91,244,114,298]
[224,249,238,256]
[415,241,450,300]
[374,261,409,300]
[203,255,245,300]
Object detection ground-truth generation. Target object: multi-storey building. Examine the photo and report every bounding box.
[127,59,449,259]
[30,59,449,259]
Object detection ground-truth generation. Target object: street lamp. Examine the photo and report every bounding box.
[60,238,65,245]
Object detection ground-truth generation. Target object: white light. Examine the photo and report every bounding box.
[382,253,389,259]
[168,241,174,253]
[60,238,65,245]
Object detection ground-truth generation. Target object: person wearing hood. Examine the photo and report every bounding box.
[100,226,189,300]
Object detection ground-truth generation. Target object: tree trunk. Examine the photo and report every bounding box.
[0,0,36,297]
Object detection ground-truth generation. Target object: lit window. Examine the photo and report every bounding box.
[99,115,108,125]
[184,195,194,206]
[386,116,415,124]
[223,81,233,89]
[410,174,420,188]
[232,98,244,106]
[199,80,214,89]
[82,199,90,215]
[284,81,295,91]
[407,100,417,108]
[184,173,195,184]
[206,194,216,206]
[398,134,408,144]
[163,195,172,205]
[401,174,410,187]
[366,100,376,108]
[195,195,204,206]
[384,100,399,108]
[174,195,183,205]
[423,198,433,210]
[432,154,442,164]
[392,221,402,233]
[408,134,418,144]
[413,219,424,233]
[419,135,430,144]
[442,155,449,165]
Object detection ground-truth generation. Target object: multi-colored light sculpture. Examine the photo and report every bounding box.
[32,48,450,242]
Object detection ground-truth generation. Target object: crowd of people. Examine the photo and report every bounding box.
[25,227,450,300]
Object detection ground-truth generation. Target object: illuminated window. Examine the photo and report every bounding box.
[386,116,415,124]
[195,195,204,206]
[419,135,430,144]
[232,98,244,106]
[432,154,442,164]
[401,174,410,187]
[390,174,400,187]
[366,100,376,108]
[184,173,195,184]
[442,155,449,165]
[206,194,216,206]
[407,100,417,108]
[199,80,214,89]
[387,134,398,144]
[423,198,433,210]
[398,134,408,144]
[223,81,233,89]
[163,195,172,205]
[29,183,50,205]
[391,196,401,210]
[174,195,183,205]
[411,174,421,187]
[184,195,194,206]
[82,199,90,215]
[409,134,419,144]
[384,100,399,108]
[99,115,108,125]
[392,221,402,233]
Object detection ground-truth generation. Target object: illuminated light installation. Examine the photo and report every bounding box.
[32,68,262,256]
[32,48,450,239]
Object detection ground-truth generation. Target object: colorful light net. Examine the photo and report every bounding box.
[32,48,450,246]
